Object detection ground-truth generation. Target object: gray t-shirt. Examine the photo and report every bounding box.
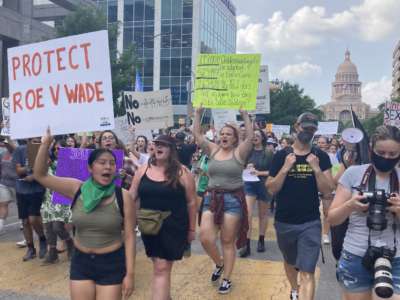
[0,150,18,188]
[339,164,400,257]
[12,145,45,195]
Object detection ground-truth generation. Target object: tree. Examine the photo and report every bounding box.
[266,81,322,126]
[57,6,138,116]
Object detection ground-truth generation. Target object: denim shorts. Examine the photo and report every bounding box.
[202,192,242,217]
[337,250,400,294]
[70,246,126,285]
[244,181,271,203]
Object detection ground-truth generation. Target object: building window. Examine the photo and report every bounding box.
[108,3,117,22]
[124,3,134,22]
[135,0,144,21]
[145,0,155,20]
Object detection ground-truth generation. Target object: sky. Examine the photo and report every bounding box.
[231,0,399,108]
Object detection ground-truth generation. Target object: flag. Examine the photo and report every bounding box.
[135,71,143,92]
[351,108,370,164]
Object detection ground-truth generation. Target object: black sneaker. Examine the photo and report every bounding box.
[290,289,298,300]
[257,240,265,252]
[39,240,47,259]
[211,265,224,282]
[218,279,232,294]
[23,248,36,261]
[239,245,251,257]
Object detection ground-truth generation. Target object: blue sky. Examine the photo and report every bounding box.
[232,0,399,108]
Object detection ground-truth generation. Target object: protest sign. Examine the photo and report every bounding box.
[27,141,41,169]
[124,89,173,130]
[212,109,238,131]
[316,121,339,135]
[52,148,124,205]
[193,54,261,110]
[250,65,270,114]
[272,125,291,139]
[8,30,114,139]
[114,116,153,145]
[384,101,400,128]
[1,98,10,136]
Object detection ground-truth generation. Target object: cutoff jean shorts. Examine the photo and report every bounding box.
[202,192,242,217]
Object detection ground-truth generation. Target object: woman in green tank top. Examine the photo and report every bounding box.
[33,128,136,300]
[193,105,254,295]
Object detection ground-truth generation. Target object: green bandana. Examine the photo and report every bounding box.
[80,177,116,213]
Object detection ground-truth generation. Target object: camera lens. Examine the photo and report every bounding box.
[374,257,394,298]
[367,203,388,231]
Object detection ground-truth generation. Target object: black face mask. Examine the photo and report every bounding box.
[297,131,314,144]
[371,151,400,172]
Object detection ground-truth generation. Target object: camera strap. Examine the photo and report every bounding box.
[361,164,399,252]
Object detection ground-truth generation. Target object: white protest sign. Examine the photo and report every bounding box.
[1,98,10,136]
[212,109,238,131]
[8,30,114,139]
[316,121,339,135]
[114,116,153,145]
[250,65,270,114]
[384,101,400,128]
[271,125,290,139]
[124,89,173,130]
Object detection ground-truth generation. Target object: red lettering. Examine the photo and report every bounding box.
[78,83,87,103]
[94,81,104,101]
[43,50,55,73]
[56,47,66,71]
[64,84,78,103]
[49,85,60,105]
[80,43,91,69]
[25,89,36,110]
[31,52,42,76]
[12,92,23,113]
[12,57,20,81]
[68,45,79,70]
[22,54,31,77]
[36,88,44,108]
[85,83,95,103]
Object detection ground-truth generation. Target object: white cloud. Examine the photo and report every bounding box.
[278,62,322,80]
[236,0,400,53]
[362,77,392,108]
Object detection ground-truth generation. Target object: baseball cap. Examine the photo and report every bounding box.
[297,112,318,130]
[153,135,176,147]
[266,138,277,145]
[175,132,186,141]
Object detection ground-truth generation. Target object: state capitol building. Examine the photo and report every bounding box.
[320,50,373,121]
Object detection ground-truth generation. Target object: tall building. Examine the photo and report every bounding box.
[94,0,237,117]
[321,50,370,121]
[393,40,400,99]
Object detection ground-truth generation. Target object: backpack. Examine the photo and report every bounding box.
[71,185,124,218]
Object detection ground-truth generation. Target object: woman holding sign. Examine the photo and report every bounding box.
[193,106,253,294]
[33,129,136,300]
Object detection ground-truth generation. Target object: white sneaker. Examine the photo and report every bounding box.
[16,239,27,248]
[323,234,330,244]
[290,289,298,300]
[135,226,141,237]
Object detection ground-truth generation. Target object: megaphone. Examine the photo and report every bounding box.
[342,128,364,144]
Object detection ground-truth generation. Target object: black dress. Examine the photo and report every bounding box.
[138,172,188,260]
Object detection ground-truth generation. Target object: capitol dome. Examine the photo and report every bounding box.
[335,50,359,82]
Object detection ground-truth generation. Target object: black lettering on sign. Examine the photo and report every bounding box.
[124,94,140,110]
[127,111,141,126]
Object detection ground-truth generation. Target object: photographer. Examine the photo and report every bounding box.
[328,125,400,300]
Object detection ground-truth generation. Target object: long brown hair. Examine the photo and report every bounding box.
[149,144,183,188]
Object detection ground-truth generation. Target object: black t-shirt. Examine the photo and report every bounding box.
[177,143,197,168]
[247,149,273,181]
[269,147,331,224]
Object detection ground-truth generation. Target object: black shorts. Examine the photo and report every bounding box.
[16,192,45,220]
[70,246,126,285]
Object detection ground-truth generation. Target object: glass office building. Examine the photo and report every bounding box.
[94,0,236,115]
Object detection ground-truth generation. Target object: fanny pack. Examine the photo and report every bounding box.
[137,209,171,235]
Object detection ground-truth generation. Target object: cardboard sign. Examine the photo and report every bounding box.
[384,101,400,128]
[114,116,152,145]
[250,65,270,114]
[124,89,173,130]
[1,98,10,136]
[212,109,238,131]
[27,141,41,169]
[316,121,339,135]
[193,54,261,110]
[271,125,291,139]
[8,30,114,139]
[52,148,124,205]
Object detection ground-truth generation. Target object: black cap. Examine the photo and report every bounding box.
[153,135,176,147]
[175,132,186,141]
[297,112,318,130]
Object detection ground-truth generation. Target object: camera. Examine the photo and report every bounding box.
[356,188,392,231]
[362,246,395,298]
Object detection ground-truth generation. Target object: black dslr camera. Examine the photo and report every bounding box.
[354,188,392,231]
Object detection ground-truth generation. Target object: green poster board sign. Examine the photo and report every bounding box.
[193,54,261,110]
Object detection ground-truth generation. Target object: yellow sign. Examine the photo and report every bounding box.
[193,54,261,110]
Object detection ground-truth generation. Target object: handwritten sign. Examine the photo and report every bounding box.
[124,89,173,130]
[271,125,291,139]
[114,116,153,145]
[7,30,114,139]
[193,54,261,109]
[384,101,400,128]
[212,109,238,131]
[1,98,10,136]
[250,65,270,114]
[52,148,123,205]
[316,121,339,135]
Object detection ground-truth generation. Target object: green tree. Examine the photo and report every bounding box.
[266,81,322,125]
[57,6,138,116]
